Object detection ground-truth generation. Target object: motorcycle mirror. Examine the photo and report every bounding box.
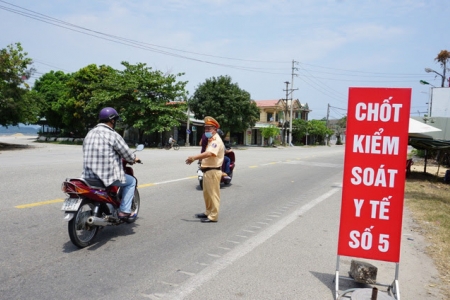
[136,144,144,151]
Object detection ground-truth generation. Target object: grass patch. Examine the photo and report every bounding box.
[405,169,450,298]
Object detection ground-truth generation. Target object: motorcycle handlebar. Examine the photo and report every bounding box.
[122,159,143,165]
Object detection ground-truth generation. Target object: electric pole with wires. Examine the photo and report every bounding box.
[288,60,299,146]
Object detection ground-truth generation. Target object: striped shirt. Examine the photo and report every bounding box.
[82,123,136,186]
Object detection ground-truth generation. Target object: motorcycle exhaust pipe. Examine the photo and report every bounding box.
[87,216,111,227]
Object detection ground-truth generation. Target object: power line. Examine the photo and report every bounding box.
[0,0,438,82]
[33,60,73,73]
[298,62,430,77]
[0,1,290,70]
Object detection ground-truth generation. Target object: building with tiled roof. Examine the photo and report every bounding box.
[244,99,310,145]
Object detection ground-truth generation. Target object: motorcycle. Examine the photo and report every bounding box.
[198,150,235,190]
[61,144,144,248]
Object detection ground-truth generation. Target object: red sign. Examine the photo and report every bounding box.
[337,87,411,262]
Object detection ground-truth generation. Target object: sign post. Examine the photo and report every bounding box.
[335,87,411,299]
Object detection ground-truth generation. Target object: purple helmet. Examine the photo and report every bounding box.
[98,107,119,122]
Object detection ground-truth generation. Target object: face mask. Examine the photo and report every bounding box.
[205,132,213,139]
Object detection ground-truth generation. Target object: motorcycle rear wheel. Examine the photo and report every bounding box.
[126,189,140,224]
[68,200,99,248]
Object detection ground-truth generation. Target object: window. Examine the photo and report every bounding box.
[267,112,273,122]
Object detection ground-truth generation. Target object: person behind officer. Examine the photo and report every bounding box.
[185,116,224,223]
[217,129,232,180]
[82,107,140,218]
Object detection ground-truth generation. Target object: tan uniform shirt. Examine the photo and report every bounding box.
[201,133,224,168]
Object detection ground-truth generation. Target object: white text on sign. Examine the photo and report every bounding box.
[353,135,399,155]
[350,165,398,188]
[355,100,403,122]
[353,196,392,220]
[349,227,390,252]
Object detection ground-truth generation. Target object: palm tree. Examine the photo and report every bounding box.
[435,50,450,87]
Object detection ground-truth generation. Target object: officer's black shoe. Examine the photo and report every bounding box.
[200,218,217,223]
[195,213,208,218]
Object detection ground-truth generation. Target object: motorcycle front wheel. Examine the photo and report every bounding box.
[126,189,140,224]
[173,144,180,150]
[68,200,99,248]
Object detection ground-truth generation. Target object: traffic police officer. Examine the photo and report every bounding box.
[185,116,224,223]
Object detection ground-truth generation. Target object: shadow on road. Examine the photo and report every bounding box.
[0,142,36,151]
[61,222,139,252]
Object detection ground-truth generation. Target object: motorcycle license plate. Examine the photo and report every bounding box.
[61,198,82,211]
[197,170,203,176]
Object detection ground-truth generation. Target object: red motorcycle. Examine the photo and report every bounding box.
[198,151,235,190]
[61,145,144,248]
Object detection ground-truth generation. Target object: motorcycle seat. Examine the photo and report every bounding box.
[84,178,106,189]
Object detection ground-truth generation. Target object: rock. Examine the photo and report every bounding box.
[348,260,378,284]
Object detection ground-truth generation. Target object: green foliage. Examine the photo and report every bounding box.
[435,50,450,87]
[33,70,73,130]
[0,43,40,126]
[91,62,188,142]
[308,119,333,143]
[66,64,117,133]
[189,75,260,135]
[292,118,308,141]
[333,116,347,145]
[260,125,280,139]
[33,62,188,140]
[292,118,333,145]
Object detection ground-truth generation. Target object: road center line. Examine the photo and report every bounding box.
[160,187,340,300]
[15,199,64,209]
[16,176,197,208]
[17,158,329,208]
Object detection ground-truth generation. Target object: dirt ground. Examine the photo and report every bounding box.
[410,158,449,179]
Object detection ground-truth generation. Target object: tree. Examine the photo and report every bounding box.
[306,119,333,145]
[292,118,308,144]
[65,64,117,134]
[435,50,450,87]
[0,43,40,127]
[261,125,280,146]
[91,62,188,143]
[189,75,260,135]
[33,70,73,132]
[334,116,347,145]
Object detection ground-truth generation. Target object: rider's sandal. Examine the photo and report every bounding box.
[118,211,131,219]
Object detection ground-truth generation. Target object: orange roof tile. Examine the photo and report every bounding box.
[254,100,280,107]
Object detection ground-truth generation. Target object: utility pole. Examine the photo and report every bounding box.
[283,81,290,146]
[288,60,298,147]
[186,103,190,146]
[326,103,330,146]
[326,103,330,128]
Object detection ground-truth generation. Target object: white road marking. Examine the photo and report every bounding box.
[160,188,340,300]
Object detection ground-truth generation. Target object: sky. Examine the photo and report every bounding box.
[1,0,449,120]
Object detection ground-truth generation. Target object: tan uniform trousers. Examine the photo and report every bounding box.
[203,169,222,221]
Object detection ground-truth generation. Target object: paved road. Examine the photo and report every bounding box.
[0,136,444,299]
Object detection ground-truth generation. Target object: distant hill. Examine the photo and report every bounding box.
[0,125,39,136]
